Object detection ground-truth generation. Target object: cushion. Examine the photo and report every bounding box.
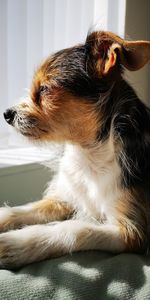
[0,251,150,300]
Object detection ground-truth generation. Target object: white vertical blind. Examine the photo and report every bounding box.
[0,0,8,138]
[0,0,126,147]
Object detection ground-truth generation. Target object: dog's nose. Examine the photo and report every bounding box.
[3,108,17,125]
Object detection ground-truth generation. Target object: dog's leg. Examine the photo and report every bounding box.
[0,220,126,269]
[0,198,73,232]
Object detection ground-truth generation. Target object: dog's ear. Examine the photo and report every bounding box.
[86,31,150,76]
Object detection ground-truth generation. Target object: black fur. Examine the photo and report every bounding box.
[112,81,150,188]
[49,45,111,99]
[49,45,150,190]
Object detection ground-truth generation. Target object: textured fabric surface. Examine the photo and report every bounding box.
[0,251,150,300]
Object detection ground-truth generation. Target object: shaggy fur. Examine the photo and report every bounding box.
[2,30,150,269]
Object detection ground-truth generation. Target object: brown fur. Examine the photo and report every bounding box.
[18,89,99,145]
[117,190,146,252]
[0,199,73,233]
[34,198,73,221]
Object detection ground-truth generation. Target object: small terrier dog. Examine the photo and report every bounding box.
[2,31,150,269]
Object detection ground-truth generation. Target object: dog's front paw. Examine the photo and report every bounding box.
[0,231,26,269]
[0,207,24,233]
[0,207,13,233]
[0,225,51,269]
[0,228,38,269]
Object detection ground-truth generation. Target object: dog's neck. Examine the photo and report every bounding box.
[61,141,121,222]
[68,138,116,172]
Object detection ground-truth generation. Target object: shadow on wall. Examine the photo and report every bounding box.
[125,0,150,106]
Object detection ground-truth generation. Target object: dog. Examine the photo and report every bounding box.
[2,31,150,269]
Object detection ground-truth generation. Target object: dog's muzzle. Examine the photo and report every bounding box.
[3,108,17,125]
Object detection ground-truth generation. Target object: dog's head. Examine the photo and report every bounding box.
[4,31,150,145]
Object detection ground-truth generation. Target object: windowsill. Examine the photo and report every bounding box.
[0,162,46,177]
[0,146,57,204]
[0,146,52,168]
[0,144,63,179]
[0,146,50,177]
[0,147,53,205]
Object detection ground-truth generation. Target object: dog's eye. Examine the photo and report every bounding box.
[39,85,49,95]
[36,85,49,106]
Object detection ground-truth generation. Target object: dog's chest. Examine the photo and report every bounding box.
[59,144,121,223]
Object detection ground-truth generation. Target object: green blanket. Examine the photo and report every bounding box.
[0,251,150,300]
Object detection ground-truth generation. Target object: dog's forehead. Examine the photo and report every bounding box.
[32,44,87,90]
[32,58,58,90]
[32,48,72,85]
[40,47,78,72]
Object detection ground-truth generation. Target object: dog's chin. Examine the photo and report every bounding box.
[20,131,38,139]
[12,118,50,140]
[14,126,43,141]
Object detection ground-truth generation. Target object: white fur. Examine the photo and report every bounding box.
[0,140,125,268]
[46,141,121,224]
[0,221,124,268]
